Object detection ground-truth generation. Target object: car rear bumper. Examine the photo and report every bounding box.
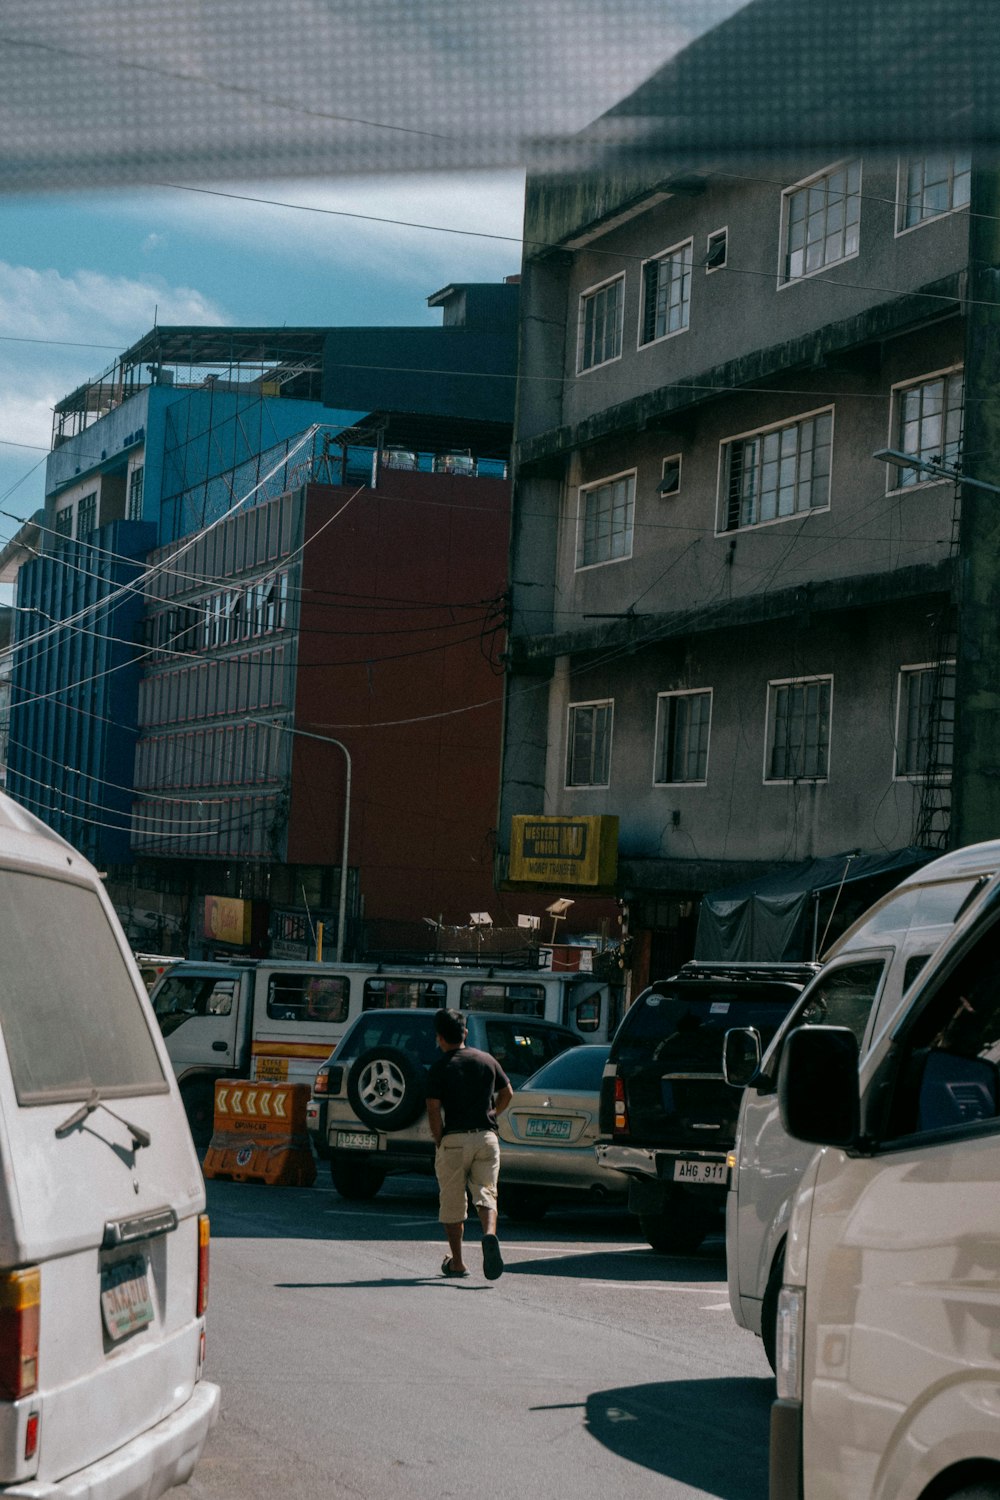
[501,1144,628,1195]
[4,1380,220,1500]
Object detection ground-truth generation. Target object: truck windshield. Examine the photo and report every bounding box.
[152,974,236,1036]
[0,869,166,1104]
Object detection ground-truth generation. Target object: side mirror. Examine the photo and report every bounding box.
[778,1026,861,1148]
[722,1027,762,1087]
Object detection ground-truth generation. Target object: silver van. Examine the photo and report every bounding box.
[0,793,219,1497]
[723,840,1000,1370]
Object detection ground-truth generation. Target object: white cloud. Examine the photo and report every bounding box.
[0,262,231,523]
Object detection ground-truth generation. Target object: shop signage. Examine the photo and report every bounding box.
[203,894,253,946]
[509,814,618,887]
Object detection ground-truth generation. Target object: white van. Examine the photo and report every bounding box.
[150,957,614,1143]
[724,840,1000,1370]
[771,851,1000,1500]
[0,792,219,1498]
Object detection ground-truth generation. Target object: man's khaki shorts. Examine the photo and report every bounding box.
[434,1130,500,1222]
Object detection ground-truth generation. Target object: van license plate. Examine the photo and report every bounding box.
[100,1257,154,1341]
[525,1117,572,1139]
[337,1130,378,1151]
[672,1159,727,1185]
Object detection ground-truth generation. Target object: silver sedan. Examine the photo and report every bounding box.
[497,1044,629,1221]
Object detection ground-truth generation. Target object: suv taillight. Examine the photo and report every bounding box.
[314,1066,331,1096]
[0,1267,40,1400]
[197,1215,210,1318]
[613,1076,629,1135]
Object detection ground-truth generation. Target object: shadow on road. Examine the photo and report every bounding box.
[506,1242,725,1281]
[582,1377,773,1498]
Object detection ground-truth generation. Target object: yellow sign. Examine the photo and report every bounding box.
[203,895,252,946]
[509,815,618,887]
[254,1056,289,1082]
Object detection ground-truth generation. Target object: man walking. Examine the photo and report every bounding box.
[425,1008,513,1280]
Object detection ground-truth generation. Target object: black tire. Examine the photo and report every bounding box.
[181,1080,216,1148]
[330,1159,386,1200]
[639,1211,707,1254]
[347,1047,427,1132]
[942,1486,1000,1500]
[761,1244,785,1375]
[502,1186,549,1222]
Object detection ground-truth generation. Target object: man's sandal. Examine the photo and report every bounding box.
[481,1234,504,1281]
[441,1257,469,1278]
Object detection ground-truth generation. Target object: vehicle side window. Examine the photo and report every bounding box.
[796,960,885,1044]
[461,982,546,1017]
[572,985,602,1033]
[267,973,349,1022]
[362,978,447,1010]
[884,916,1000,1140]
[153,976,235,1034]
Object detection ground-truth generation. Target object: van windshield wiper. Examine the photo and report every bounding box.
[55,1091,151,1150]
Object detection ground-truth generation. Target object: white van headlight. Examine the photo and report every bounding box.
[775,1287,804,1401]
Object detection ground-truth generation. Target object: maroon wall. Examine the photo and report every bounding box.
[287,475,509,923]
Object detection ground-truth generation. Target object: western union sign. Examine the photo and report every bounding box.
[509,815,618,887]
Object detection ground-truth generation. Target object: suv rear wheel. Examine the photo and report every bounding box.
[330,1159,386,1200]
[347,1047,427,1132]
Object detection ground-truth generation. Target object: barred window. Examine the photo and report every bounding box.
[578,275,624,372]
[53,508,73,545]
[76,492,97,536]
[899,152,971,231]
[721,410,832,532]
[654,690,711,784]
[567,701,613,787]
[577,471,635,568]
[896,663,955,778]
[767,677,832,781]
[782,160,861,282]
[640,240,692,345]
[127,465,145,520]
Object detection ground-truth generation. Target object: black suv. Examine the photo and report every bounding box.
[596,961,819,1252]
[306,1008,581,1200]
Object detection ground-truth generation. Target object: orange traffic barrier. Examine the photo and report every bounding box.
[203,1080,316,1187]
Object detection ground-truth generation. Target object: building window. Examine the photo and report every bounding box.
[127,465,144,520]
[567,701,613,787]
[891,369,964,487]
[781,160,861,283]
[639,240,692,345]
[578,275,624,373]
[76,493,97,536]
[895,662,955,778]
[53,508,73,545]
[766,677,832,781]
[706,227,728,271]
[898,152,971,231]
[577,471,635,568]
[720,409,832,532]
[658,455,682,498]
[654,690,711,784]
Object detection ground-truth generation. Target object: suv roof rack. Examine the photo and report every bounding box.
[672,960,822,984]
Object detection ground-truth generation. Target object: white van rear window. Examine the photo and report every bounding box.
[0,871,167,1104]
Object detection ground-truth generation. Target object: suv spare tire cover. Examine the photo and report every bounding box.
[347,1046,428,1132]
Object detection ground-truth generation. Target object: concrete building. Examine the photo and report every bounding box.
[6,282,520,952]
[498,18,992,984]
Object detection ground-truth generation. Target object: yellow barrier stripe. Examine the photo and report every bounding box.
[250,1041,333,1059]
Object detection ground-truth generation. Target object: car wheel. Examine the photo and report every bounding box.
[347,1047,427,1132]
[502,1186,549,1222]
[181,1080,216,1148]
[639,1211,707,1254]
[943,1486,1000,1500]
[330,1159,386,1200]
[761,1243,785,1375]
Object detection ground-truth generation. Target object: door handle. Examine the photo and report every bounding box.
[211,1040,228,1052]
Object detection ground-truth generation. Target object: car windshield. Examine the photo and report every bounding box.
[521,1045,610,1093]
[336,1012,440,1068]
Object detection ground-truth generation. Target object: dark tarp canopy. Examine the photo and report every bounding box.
[693,847,935,963]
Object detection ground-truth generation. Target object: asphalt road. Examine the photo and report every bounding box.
[188,1175,773,1500]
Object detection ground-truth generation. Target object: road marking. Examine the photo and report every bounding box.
[582,1280,726,1293]
[700,1301,733,1310]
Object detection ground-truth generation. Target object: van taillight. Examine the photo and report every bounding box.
[613,1076,629,1135]
[0,1267,40,1400]
[197,1215,210,1318]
